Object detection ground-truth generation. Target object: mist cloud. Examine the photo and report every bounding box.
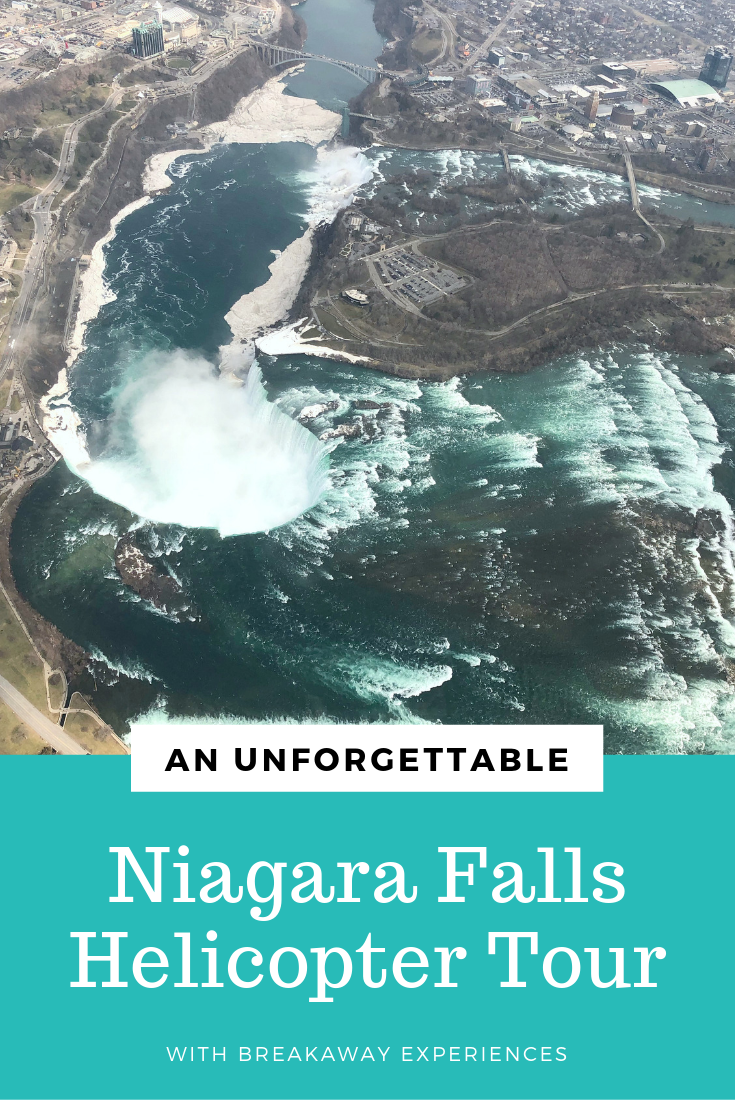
[77,352,330,536]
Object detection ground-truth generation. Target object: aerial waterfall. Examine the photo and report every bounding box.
[53,351,330,537]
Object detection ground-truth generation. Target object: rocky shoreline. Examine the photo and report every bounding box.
[0,35,304,697]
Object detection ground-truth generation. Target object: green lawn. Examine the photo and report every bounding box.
[412,31,444,62]
[0,587,51,716]
[0,698,47,754]
[0,183,35,215]
[63,693,128,755]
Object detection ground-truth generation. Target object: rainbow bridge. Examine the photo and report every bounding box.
[249,40,399,84]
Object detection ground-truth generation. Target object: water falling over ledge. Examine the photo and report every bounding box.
[64,352,331,537]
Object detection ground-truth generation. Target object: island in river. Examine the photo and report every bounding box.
[1,0,735,754]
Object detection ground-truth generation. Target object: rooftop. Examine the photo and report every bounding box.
[161,6,196,23]
[650,78,723,105]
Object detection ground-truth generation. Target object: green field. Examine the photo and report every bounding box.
[0,698,46,754]
[63,693,128,755]
[0,183,36,215]
[0,587,50,716]
[663,226,735,285]
[412,30,444,62]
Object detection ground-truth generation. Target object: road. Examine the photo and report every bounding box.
[464,0,528,71]
[423,2,456,66]
[0,42,252,386]
[362,216,709,340]
[0,44,260,754]
[0,671,87,754]
[0,37,256,372]
[620,141,666,254]
[0,81,130,384]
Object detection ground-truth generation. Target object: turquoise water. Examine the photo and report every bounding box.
[283,0,385,110]
[9,1,735,752]
[364,146,735,232]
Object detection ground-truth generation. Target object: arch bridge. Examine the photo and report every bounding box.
[250,41,393,84]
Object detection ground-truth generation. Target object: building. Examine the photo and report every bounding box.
[699,147,717,172]
[132,10,164,57]
[487,48,505,67]
[498,73,559,105]
[466,73,491,97]
[478,97,507,112]
[161,5,199,42]
[341,289,369,305]
[584,81,627,102]
[610,103,636,127]
[552,83,591,102]
[598,61,636,81]
[700,46,733,91]
[585,90,599,120]
[650,79,723,107]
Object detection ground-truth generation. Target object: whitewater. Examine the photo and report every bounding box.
[41,74,375,536]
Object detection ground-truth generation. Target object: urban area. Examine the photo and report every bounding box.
[362,0,735,177]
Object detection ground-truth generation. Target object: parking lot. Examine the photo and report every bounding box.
[0,62,36,89]
[377,250,469,307]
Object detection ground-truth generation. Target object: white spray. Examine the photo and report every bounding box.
[62,351,330,536]
[44,129,375,535]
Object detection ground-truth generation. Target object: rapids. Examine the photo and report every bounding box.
[14,0,735,749]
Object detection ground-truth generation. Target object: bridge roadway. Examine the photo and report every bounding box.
[622,145,640,211]
[249,39,402,83]
[619,139,665,254]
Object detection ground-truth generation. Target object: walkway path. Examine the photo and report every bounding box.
[423,2,456,65]
[0,672,87,754]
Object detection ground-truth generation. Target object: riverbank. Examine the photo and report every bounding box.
[0,45,292,707]
[62,77,345,372]
[2,41,384,714]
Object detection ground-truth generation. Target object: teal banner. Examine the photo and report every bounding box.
[0,756,731,1100]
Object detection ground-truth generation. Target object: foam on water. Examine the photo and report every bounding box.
[65,354,330,536]
[25,121,735,744]
[302,144,375,224]
[315,649,452,721]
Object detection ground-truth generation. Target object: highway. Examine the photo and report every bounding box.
[0,42,251,386]
[0,671,87,754]
[0,44,259,754]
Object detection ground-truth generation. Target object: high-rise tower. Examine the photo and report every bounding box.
[585,90,600,120]
[132,17,164,57]
[700,45,733,90]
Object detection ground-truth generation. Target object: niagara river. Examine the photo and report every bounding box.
[10,0,735,752]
